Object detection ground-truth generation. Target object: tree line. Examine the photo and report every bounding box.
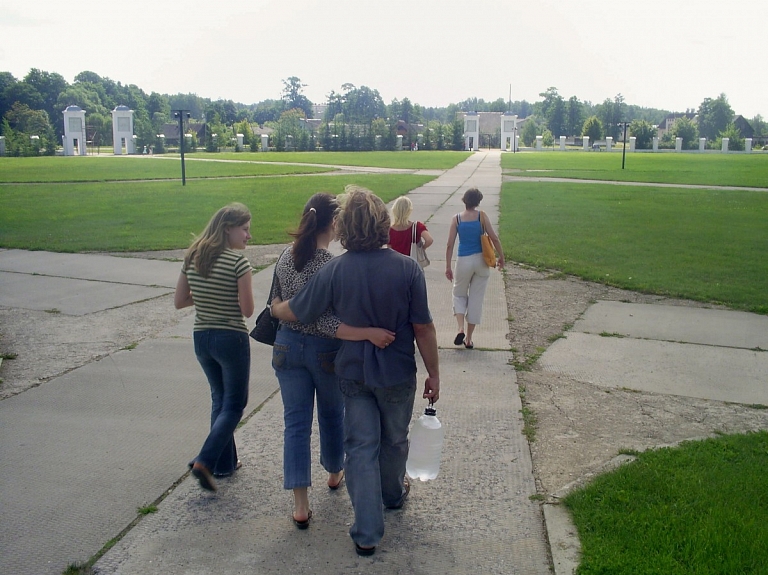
[1,69,764,156]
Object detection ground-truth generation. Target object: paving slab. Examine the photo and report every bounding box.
[540,331,768,405]
[540,301,768,406]
[0,249,180,288]
[424,263,509,350]
[0,337,277,575]
[573,301,768,349]
[0,271,171,315]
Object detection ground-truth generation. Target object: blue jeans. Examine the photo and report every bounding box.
[193,329,250,476]
[339,377,417,547]
[272,327,344,489]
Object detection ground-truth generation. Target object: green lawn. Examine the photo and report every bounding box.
[0,156,334,183]
[564,432,768,575]
[0,150,470,183]
[500,181,768,313]
[187,150,472,169]
[501,151,768,188]
[0,174,434,251]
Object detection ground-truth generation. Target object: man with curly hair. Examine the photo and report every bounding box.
[272,185,440,556]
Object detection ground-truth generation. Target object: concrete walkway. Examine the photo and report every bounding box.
[2,151,765,575]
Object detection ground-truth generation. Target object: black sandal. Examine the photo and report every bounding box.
[453,332,465,345]
[328,470,345,490]
[292,509,312,530]
[355,543,376,556]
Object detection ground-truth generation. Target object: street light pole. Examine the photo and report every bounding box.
[173,109,190,185]
[512,123,517,153]
[620,122,628,170]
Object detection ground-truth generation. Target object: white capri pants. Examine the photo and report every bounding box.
[452,253,491,325]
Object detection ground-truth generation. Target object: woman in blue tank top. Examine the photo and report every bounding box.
[444,188,504,348]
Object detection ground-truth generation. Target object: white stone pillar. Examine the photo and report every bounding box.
[605,137,613,152]
[675,137,682,152]
[112,106,135,154]
[535,135,543,150]
[236,134,244,148]
[501,114,517,151]
[464,112,479,151]
[582,136,590,151]
[63,105,87,156]
[745,138,752,153]
[396,134,403,150]
[629,137,636,152]
[652,137,659,152]
[699,138,707,151]
[721,138,729,152]
[0,136,5,156]
[261,134,269,151]
[559,136,566,150]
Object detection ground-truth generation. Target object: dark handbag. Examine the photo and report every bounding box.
[249,251,282,345]
[250,306,279,345]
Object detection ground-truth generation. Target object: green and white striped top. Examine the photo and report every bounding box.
[183,249,252,333]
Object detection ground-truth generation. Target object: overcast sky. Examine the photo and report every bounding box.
[1,0,764,117]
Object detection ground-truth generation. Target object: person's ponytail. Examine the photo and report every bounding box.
[290,194,338,272]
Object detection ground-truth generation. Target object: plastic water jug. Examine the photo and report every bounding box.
[406,403,444,481]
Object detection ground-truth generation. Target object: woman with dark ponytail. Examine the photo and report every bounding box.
[271,192,394,529]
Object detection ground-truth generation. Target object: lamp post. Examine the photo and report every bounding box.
[513,120,518,153]
[173,109,190,185]
[619,122,629,169]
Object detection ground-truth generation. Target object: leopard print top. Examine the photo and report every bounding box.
[270,246,341,338]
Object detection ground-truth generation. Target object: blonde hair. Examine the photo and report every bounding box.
[391,196,413,228]
[335,185,390,251]
[184,202,251,277]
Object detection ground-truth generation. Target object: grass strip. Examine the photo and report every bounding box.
[187,150,472,169]
[501,152,768,188]
[0,156,334,183]
[564,432,768,574]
